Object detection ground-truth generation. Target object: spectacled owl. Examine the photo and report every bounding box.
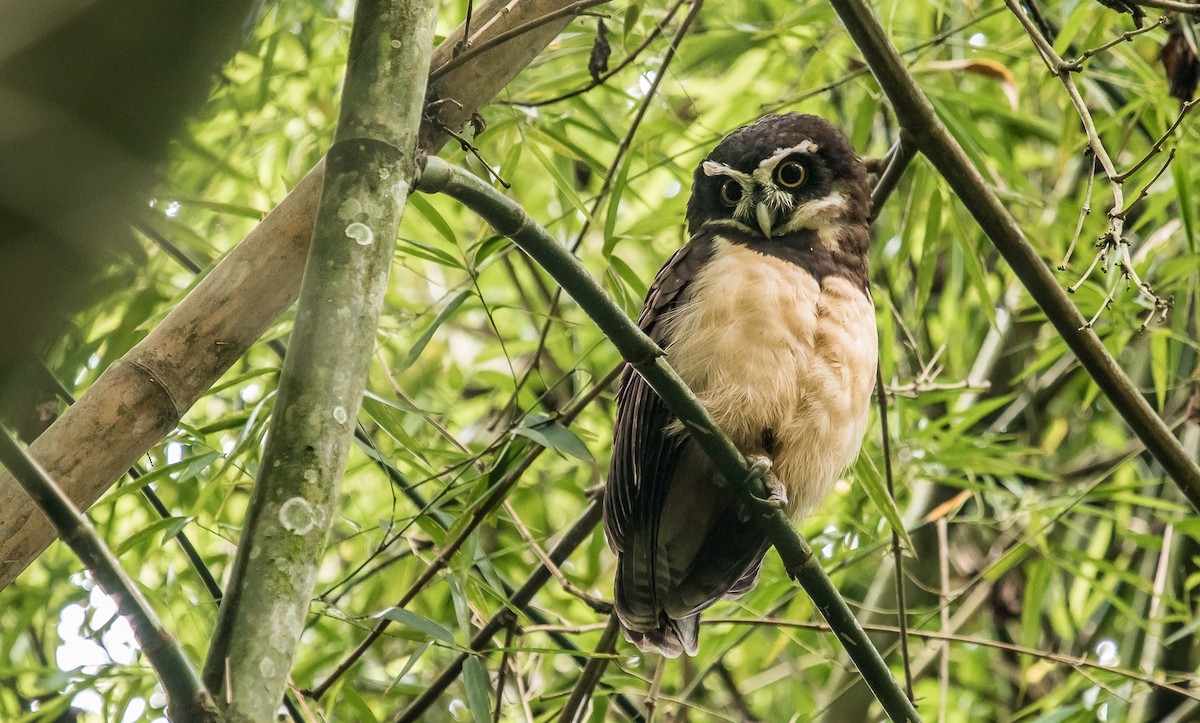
[604,113,877,657]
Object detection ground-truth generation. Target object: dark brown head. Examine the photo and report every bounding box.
[685,113,870,239]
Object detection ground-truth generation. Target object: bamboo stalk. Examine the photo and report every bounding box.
[199,1,438,717]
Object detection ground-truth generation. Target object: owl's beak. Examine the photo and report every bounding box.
[755,203,775,237]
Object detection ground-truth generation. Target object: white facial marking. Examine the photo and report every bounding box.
[751,140,819,187]
[702,161,751,185]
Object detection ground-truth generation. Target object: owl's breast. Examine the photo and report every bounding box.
[662,237,878,514]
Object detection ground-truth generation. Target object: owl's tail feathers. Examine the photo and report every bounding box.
[615,607,699,659]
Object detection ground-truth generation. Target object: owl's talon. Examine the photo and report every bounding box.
[762,476,788,511]
[744,454,787,514]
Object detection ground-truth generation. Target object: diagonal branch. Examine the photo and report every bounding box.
[826,0,1200,510]
[0,429,215,721]
[416,157,921,722]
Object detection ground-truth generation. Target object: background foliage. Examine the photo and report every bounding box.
[3,0,1200,720]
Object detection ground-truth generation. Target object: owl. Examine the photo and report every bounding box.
[604,113,878,656]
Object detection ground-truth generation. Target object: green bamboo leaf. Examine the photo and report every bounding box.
[360,393,422,451]
[115,516,194,556]
[407,193,457,246]
[399,289,472,371]
[379,607,455,645]
[852,454,914,553]
[1151,327,1168,412]
[603,154,631,253]
[915,188,943,314]
[462,656,491,723]
[512,412,594,462]
[395,236,465,269]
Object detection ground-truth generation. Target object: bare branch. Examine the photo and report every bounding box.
[876,365,914,701]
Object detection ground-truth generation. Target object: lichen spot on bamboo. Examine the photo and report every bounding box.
[345,222,373,246]
[279,497,317,535]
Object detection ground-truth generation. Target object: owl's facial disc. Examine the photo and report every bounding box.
[703,141,822,238]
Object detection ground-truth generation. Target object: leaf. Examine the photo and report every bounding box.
[512,413,594,462]
[378,607,455,645]
[462,656,492,723]
[115,516,194,556]
[949,201,997,329]
[852,454,914,553]
[395,236,465,269]
[915,188,943,314]
[386,642,432,694]
[360,393,424,457]
[1151,327,1168,412]
[398,290,472,371]
[622,3,641,40]
[407,193,457,246]
[603,154,631,253]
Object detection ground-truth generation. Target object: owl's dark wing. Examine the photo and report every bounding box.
[603,234,713,551]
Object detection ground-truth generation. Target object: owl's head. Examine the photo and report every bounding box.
[685,113,869,239]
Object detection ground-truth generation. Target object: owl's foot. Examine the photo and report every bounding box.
[744,454,788,515]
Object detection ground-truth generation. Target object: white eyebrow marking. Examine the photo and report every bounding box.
[702,160,753,185]
[753,140,820,186]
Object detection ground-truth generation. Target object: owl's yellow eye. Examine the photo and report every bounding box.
[775,160,808,188]
[719,179,743,207]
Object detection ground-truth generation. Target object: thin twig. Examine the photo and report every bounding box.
[504,500,613,613]
[1117,100,1198,181]
[133,220,204,274]
[1059,154,1097,270]
[870,135,917,222]
[646,656,667,723]
[506,0,690,107]
[0,429,215,719]
[1130,0,1200,13]
[876,365,914,701]
[1118,147,1177,218]
[432,0,612,81]
[884,380,990,397]
[456,0,475,56]
[1064,14,1168,70]
[556,615,622,723]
